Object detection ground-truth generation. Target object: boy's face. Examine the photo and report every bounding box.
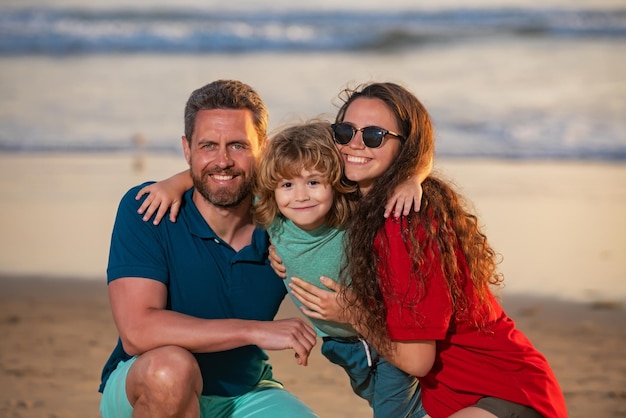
[274,168,334,231]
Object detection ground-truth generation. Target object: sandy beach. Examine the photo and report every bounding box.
[0,276,624,418]
[0,154,625,417]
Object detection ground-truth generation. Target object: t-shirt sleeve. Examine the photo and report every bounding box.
[379,219,452,341]
[106,182,170,284]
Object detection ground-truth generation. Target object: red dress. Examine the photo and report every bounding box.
[377,218,567,418]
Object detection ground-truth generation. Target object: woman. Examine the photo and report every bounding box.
[287,82,567,418]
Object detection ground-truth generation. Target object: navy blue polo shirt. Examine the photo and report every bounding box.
[100,183,287,397]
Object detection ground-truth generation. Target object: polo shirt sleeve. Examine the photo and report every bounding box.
[378,218,452,341]
[107,183,170,284]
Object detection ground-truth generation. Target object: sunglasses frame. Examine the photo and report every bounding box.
[331,123,405,149]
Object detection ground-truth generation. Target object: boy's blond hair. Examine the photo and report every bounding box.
[254,119,356,229]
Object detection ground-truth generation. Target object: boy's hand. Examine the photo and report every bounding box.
[384,175,423,218]
[136,183,182,225]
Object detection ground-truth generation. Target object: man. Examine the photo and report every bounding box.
[99,80,318,418]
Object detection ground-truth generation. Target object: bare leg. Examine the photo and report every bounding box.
[126,345,203,418]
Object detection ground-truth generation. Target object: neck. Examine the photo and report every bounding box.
[192,191,255,252]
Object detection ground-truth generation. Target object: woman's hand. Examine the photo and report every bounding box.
[268,244,287,279]
[289,276,351,324]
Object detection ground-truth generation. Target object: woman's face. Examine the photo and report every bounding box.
[336,97,403,195]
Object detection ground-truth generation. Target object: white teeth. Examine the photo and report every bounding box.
[213,175,234,181]
[346,155,368,164]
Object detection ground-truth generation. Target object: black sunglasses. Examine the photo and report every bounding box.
[331,123,405,149]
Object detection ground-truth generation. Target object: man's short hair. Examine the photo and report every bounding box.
[184,79,268,144]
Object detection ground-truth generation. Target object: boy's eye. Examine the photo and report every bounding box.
[309,177,328,186]
[280,181,293,188]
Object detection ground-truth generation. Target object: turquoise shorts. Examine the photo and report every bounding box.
[100,356,318,418]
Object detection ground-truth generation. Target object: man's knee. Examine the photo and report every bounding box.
[128,346,203,405]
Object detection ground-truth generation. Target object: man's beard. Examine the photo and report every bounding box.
[192,167,254,208]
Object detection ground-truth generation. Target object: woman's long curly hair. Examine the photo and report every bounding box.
[336,82,503,355]
[253,119,357,229]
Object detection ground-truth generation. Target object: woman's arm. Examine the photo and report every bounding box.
[289,276,436,377]
[136,169,192,224]
[268,244,287,279]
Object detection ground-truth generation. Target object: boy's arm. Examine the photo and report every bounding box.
[383,155,433,218]
[136,170,193,224]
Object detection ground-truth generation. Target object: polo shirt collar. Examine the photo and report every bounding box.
[184,188,219,240]
[182,188,269,261]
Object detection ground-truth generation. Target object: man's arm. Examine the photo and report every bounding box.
[109,277,318,365]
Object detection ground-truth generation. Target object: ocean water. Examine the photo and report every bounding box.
[0,0,625,160]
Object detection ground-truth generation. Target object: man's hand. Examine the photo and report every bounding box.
[252,318,317,366]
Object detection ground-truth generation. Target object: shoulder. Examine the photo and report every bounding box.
[378,216,437,258]
[382,215,425,237]
[120,181,156,204]
[113,182,160,226]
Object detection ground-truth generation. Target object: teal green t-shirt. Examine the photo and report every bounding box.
[268,217,357,338]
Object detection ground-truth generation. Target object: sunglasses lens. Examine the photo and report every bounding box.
[361,127,385,148]
[332,123,355,145]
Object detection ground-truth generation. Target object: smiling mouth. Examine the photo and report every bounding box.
[344,154,370,164]
[211,174,235,181]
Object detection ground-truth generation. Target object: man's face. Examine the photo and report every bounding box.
[182,108,261,208]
